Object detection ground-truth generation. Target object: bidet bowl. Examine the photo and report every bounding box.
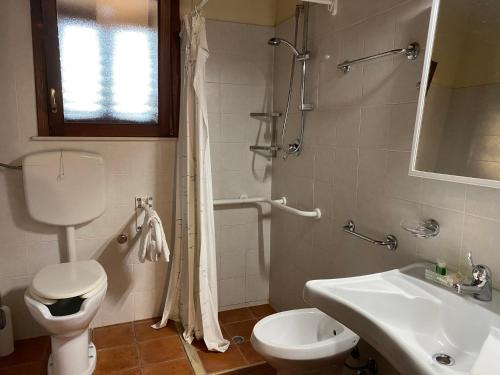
[251,308,359,374]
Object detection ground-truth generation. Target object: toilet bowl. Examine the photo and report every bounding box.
[24,260,107,375]
[251,308,359,375]
[21,151,109,375]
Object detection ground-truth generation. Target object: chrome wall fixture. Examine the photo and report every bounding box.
[337,42,420,73]
[267,3,312,158]
[401,219,440,238]
[249,112,282,158]
[135,196,153,232]
[343,220,398,251]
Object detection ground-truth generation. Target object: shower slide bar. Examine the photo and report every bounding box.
[337,42,420,73]
[214,195,321,219]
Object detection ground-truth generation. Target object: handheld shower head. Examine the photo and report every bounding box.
[267,37,303,58]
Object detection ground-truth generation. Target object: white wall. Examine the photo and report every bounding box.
[270,0,500,370]
[0,0,175,339]
[0,1,274,340]
[205,20,274,309]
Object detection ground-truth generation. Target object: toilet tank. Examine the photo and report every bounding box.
[23,151,106,226]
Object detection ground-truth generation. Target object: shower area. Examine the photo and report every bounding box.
[209,0,324,312]
[208,0,427,315]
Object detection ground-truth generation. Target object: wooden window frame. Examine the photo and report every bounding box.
[30,0,180,137]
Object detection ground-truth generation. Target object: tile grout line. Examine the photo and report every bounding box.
[175,321,207,375]
[213,361,268,375]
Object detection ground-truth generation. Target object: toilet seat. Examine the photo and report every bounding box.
[30,260,107,304]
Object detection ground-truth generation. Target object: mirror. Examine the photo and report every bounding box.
[411,0,500,187]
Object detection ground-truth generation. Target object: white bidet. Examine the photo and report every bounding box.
[251,308,359,375]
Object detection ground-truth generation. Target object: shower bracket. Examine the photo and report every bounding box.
[299,103,314,111]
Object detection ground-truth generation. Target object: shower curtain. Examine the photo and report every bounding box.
[153,13,229,352]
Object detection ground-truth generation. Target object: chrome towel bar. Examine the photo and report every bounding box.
[337,42,420,73]
[343,220,397,251]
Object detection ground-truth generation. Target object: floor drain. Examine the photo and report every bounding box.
[232,336,245,344]
[432,353,455,366]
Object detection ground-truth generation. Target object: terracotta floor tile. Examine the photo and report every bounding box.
[94,323,135,349]
[134,320,177,342]
[115,369,142,375]
[219,308,253,324]
[223,363,277,375]
[0,336,50,369]
[94,345,139,375]
[138,336,185,365]
[190,338,208,352]
[0,361,45,375]
[190,323,231,352]
[223,320,258,342]
[237,342,264,364]
[143,358,194,375]
[197,344,247,373]
[249,305,276,320]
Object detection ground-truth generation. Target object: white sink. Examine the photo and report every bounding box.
[303,264,500,375]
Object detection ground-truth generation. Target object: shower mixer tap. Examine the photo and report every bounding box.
[282,140,301,159]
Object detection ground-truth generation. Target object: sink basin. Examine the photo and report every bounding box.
[303,264,500,375]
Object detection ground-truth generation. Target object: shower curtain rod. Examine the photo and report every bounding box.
[194,0,336,15]
[213,195,322,219]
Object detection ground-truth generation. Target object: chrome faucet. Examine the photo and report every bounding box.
[453,252,492,302]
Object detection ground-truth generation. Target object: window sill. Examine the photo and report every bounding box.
[31,136,176,142]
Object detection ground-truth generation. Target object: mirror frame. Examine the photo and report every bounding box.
[409,0,500,188]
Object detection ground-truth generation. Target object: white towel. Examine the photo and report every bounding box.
[138,206,170,263]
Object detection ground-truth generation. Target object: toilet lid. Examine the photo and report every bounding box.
[31,260,107,300]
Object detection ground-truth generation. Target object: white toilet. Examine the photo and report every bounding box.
[22,151,108,375]
[251,308,359,375]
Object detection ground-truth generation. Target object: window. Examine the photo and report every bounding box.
[30,0,180,137]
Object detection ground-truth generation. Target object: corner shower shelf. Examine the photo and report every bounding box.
[213,195,321,219]
[250,112,282,118]
[249,112,282,158]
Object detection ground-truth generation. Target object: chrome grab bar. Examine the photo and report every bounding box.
[343,220,397,251]
[337,42,420,73]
